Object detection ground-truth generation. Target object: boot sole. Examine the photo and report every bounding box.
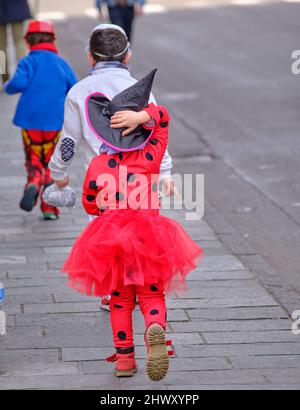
[115,367,137,378]
[146,325,169,382]
[20,186,39,212]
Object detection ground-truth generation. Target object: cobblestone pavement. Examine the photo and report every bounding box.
[0,96,299,390]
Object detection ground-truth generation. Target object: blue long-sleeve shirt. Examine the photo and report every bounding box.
[96,0,145,8]
[5,49,77,131]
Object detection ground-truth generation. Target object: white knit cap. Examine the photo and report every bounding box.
[88,24,130,58]
[91,23,128,39]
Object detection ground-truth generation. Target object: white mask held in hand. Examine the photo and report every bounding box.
[43,185,76,208]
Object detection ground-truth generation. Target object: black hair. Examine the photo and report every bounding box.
[89,29,128,63]
[25,32,55,46]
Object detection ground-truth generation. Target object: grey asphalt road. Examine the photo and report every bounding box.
[52,1,300,297]
[30,0,254,15]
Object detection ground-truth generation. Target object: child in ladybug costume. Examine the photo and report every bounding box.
[62,70,202,381]
[48,24,174,311]
[5,20,77,220]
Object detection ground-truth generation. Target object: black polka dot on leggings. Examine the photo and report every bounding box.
[159,111,164,119]
[146,152,153,161]
[118,331,127,340]
[114,304,123,309]
[150,285,158,292]
[86,195,95,202]
[108,159,118,168]
[112,291,120,297]
[150,309,159,315]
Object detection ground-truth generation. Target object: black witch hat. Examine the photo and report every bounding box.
[86,69,157,152]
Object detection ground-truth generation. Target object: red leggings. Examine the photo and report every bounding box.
[110,282,166,352]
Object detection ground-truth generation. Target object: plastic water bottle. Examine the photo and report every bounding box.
[0,282,6,336]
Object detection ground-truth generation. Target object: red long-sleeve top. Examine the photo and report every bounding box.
[82,104,170,216]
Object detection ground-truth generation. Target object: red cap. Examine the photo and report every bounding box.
[25,20,55,36]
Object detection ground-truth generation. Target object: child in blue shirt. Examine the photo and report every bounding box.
[5,20,77,220]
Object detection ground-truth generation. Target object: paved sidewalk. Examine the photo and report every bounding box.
[0,92,299,390]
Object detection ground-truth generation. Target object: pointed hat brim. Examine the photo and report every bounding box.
[85,70,157,152]
[86,93,154,152]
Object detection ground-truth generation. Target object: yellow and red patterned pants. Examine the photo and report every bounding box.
[22,129,61,213]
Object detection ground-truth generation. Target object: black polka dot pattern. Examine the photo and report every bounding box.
[150,139,159,146]
[116,192,124,201]
[127,173,136,182]
[114,304,123,309]
[86,195,95,202]
[146,152,154,161]
[108,159,118,168]
[151,285,158,292]
[119,153,124,161]
[150,309,159,315]
[112,291,120,297]
[159,111,164,119]
[61,138,75,163]
[118,331,127,340]
[160,121,169,128]
[89,180,97,190]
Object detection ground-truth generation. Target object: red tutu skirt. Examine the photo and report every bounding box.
[62,210,202,296]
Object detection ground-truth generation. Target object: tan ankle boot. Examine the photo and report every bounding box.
[107,351,137,377]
